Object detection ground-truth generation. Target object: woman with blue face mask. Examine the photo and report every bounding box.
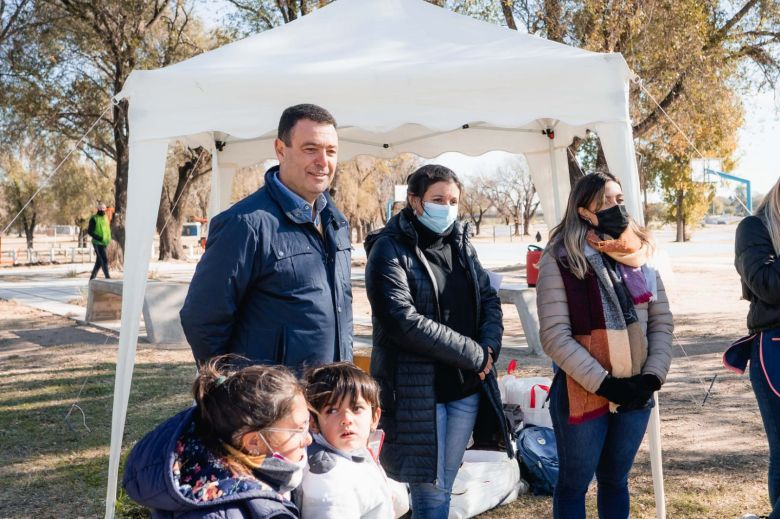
[364,164,513,519]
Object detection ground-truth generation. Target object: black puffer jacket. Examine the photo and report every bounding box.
[735,215,780,333]
[364,210,513,484]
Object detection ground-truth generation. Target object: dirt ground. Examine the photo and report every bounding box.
[0,224,774,518]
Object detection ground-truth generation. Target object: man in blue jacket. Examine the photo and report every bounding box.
[180,104,352,370]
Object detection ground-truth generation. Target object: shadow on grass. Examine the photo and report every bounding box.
[0,360,195,518]
[7,326,119,348]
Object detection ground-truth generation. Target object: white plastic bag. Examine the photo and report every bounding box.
[499,371,553,428]
[449,450,527,519]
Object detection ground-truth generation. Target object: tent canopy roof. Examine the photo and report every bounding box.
[119,0,633,165]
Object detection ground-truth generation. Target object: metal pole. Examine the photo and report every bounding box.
[548,130,561,222]
[649,394,666,519]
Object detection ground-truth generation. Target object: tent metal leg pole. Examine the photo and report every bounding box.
[548,133,561,221]
[649,392,666,519]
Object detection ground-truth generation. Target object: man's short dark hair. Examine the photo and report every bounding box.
[277,104,337,146]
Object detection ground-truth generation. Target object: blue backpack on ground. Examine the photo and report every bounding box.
[516,426,559,495]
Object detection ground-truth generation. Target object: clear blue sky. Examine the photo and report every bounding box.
[731,89,779,195]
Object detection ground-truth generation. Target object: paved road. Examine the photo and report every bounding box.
[0,224,739,339]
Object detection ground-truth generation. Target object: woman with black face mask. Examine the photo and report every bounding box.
[535,172,673,518]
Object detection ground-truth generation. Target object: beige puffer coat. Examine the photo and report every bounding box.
[536,246,674,394]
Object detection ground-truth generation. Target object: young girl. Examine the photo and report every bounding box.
[299,362,409,519]
[123,356,311,518]
[536,172,673,518]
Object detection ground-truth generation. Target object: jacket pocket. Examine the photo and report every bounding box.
[271,239,318,289]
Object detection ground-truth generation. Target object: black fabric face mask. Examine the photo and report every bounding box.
[97,210,106,216]
[594,204,629,239]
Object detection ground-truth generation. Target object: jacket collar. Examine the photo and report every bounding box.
[311,433,369,463]
[264,166,331,226]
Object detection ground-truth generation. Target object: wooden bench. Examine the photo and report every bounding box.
[86,279,189,344]
[498,283,543,356]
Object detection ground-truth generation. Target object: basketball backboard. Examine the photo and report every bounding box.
[690,158,722,183]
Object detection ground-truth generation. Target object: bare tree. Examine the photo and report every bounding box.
[156,145,211,260]
[459,174,493,235]
[488,160,540,236]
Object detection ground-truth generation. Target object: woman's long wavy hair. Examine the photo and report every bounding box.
[756,177,780,256]
[546,172,653,279]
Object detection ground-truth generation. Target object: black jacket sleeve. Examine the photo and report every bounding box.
[365,236,486,372]
[735,216,780,306]
[468,242,504,359]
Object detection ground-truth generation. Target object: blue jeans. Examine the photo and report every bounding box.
[410,392,480,519]
[550,374,651,519]
[750,334,780,519]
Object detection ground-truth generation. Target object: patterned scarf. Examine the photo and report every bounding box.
[173,421,275,504]
[556,247,648,423]
[587,228,652,304]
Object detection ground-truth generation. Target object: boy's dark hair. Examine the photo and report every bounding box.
[192,355,304,451]
[406,164,464,200]
[277,104,337,146]
[304,362,380,421]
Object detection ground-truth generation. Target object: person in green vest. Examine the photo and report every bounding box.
[87,201,111,280]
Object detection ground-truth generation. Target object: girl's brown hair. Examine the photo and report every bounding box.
[192,355,304,452]
[304,362,380,423]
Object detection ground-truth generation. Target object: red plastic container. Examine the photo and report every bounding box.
[526,245,543,287]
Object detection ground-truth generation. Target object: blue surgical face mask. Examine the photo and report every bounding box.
[417,201,458,234]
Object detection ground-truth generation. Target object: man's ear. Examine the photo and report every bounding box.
[578,207,598,226]
[274,138,286,163]
[370,407,381,432]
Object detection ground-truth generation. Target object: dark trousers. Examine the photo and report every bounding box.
[90,243,110,279]
[750,334,780,519]
[550,373,651,519]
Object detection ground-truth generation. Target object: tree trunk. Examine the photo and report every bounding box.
[355,221,364,244]
[24,221,34,249]
[500,0,517,30]
[157,152,204,260]
[543,0,565,42]
[21,211,35,249]
[567,137,585,186]
[111,100,130,250]
[595,136,609,173]
[158,215,184,260]
[514,220,520,236]
[523,214,531,235]
[675,189,685,242]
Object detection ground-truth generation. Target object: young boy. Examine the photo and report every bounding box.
[299,362,409,519]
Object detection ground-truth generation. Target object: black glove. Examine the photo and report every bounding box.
[595,374,643,406]
[618,374,662,411]
[640,374,662,392]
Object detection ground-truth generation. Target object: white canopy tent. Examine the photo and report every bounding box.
[107,0,664,517]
